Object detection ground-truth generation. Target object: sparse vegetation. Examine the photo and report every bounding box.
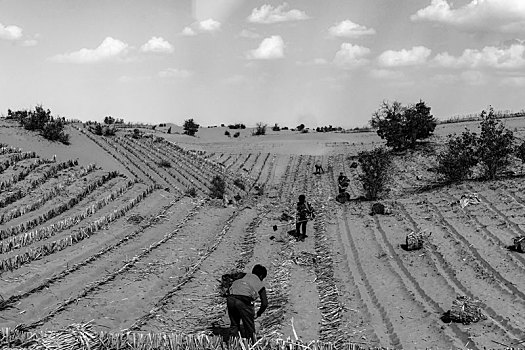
[7,106,70,144]
[357,147,392,200]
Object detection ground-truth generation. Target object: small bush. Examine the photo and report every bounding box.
[185,187,197,198]
[210,175,226,199]
[233,178,245,190]
[233,132,240,138]
[254,183,265,196]
[436,131,479,182]
[158,159,171,168]
[357,147,392,200]
[225,130,231,137]
[272,123,280,131]
[252,122,267,136]
[132,128,141,139]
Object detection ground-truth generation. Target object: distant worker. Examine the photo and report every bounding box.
[227,264,268,343]
[314,160,325,174]
[296,194,315,241]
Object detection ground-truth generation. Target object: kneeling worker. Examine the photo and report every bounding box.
[227,264,268,343]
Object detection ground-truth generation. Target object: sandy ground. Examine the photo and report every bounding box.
[1,118,525,349]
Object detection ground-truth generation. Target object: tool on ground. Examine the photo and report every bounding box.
[272,219,308,231]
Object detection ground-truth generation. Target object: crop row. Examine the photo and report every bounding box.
[15,197,206,331]
[0,183,155,275]
[0,170,119,240]
[0,158,54,192]
[0,151,38,173]
[0,179,135,255]
[0,164,98,224]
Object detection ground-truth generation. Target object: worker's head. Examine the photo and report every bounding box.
[252,264,267,281]
[298,194,305,203]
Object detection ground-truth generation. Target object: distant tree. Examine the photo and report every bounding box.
[104,116,115,124]
[225,130,231,137]
[272,123,280,131]
[167,126,172,134]
[233,132,240,138]
[132,128,141,139]
[296,123,305,132]
[371,100,437,150]
[183,118,199,136]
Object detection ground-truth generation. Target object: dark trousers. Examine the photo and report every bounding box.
[296,220,307,236]
[227,295,256,342]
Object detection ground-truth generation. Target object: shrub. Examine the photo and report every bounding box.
[103,126,116,136]
[371,100,437,150]
[296,124,306,132]
[132,128,141,139]
[104,116,115,124]
[210,175,226,199]
[41,119,70,144]
[301,129,309,134]
[185,187,197,198]
[272,123,280,131]
[233,132,240,138]
[436,130,479,182]
[476,107,514,180]
[158,159,171,168]
[225,130,231,137]
[167,126,171,134]
[9,105,69,144]
[357,147,392,200]
[252,122,267,136]
[233,178,245,190]
[183,118,199,136]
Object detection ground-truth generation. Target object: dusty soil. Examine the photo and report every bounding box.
[1,118,525,349]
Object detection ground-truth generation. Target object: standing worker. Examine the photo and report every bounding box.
[227,264,268,343]
[296,194,315,241]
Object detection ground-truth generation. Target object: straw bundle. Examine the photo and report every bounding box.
[514,235,525,253]
[448,295,487,325]
[405,231,426,251]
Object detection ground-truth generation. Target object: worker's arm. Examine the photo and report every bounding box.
[256,287,268,318]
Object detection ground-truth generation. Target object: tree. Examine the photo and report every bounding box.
[167,126,172,134]
[183,118,199,136]
[104,116,115,124]
[272,123,280,131]
[371,100,437,151]
[476,107,514,180]
[296,123,305,132]
[436,130,479,182]
[252,122,267,136]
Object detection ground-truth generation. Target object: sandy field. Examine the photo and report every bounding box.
[1,118,525,349]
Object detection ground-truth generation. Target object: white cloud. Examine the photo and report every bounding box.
[239,29,261,39]
[328,20,375,38]
[246,35,284,60]
[333,43,370,68]
[181,18,221,36]
[140,37,174,53]
[411,0,525,33]
[377,46,431,67]
[182,27,197,36]
[297,58,328,66]
[0,23,22,41]
[50,37,129,64]
[369,69,405,80]
[433,44,525,69]
[248,3,309,24]
[158,68,193,79]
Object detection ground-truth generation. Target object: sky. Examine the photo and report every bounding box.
[1,0,525,128]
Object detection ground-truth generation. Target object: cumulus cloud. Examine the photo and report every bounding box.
[411,0,525,33]
[248,3,309,24]
[333,43,370,68]
[297,58,328,66]
[158,68,193,79]
[140,36,174,53]
[433,43,525,69]
[369,69,405,80]
[239,29,261,39]
[246,35,284,60]
[377,46,431,67]
[328,20,375,38]
[0,23,22,40]
[181,18,221,36]
[50,37,129,64]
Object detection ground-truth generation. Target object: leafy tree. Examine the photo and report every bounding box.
[436,130,479,182]
[252,122,267,136]
[371,100,437,150]
[357,147,392,200]
[296,123,305,132]
[167,126,172,134]
[183,118,199,136]
[476,107,514,180]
